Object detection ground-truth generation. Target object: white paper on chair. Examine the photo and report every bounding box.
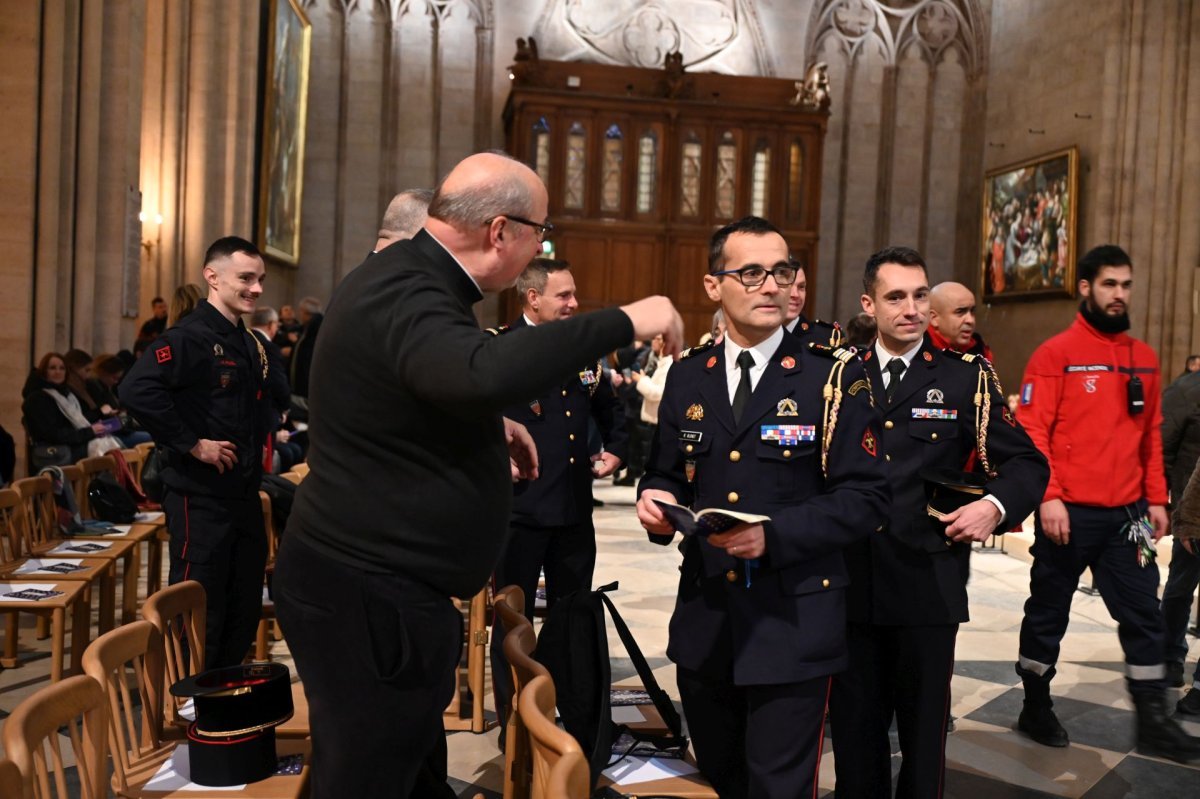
[48,541,112,555]
[13,558,86,575]
[610,706,648,724]
[179,698,195,721]
[105,524,133,535]
[144,747,246,791]
[603,754,699,785]
[0,582,61,601]
[135,511,164,523]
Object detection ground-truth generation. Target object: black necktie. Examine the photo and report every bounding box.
[885,358,907,404]
[732,350,755,424]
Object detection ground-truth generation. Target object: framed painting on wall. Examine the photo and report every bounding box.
[258,0,311,265]
[979,146,1078,301]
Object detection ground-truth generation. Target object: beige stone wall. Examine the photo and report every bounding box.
[981,0,1200,391]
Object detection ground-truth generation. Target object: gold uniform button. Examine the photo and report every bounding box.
[561,390,567,397]
[822,578,830,588]
[569,434,575,441]
[782,450,792,458]
[565,410,572,417]
[945,540,953,547]
[729,451,741,462]
[569,457,575,464]
[876,525,884,532]
[885,454,892,462]
[725,570,738,583]
[685,444,694,453]
[884,421,894,430]
[931,432,938,441]
[727,492,739,504]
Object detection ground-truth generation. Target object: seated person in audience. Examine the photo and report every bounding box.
[23,352,124,464]
[89,354,154,448]
[65,349,152,448]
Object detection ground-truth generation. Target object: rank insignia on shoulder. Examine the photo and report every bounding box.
[485,324,511,336]
[686,403,705,421]
[680,339,717,360]
[941,349,977,363]
[807,343,855,363]
[213,343,224,358]
[155,345,172,364]
[926,388,944,404]
[776,398,799,417]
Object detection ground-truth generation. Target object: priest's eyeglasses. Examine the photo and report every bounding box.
[488,214,555,243]
[711,264,798,287]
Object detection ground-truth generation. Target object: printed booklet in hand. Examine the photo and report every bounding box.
[652,499,770,537]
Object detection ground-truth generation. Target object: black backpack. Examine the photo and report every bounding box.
[87,471,137,524]
[535,582,687,791]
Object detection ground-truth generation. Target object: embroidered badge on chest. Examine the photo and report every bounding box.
[776,398,799,417]
[761,424,815,445]
[213,343,224,358]
[685,460,697,483]
[578,369,598,387]
[529,399,542,417]
[861,429,877,457]
[685,404,705,421]
[912,408,957,420]
[926,388,944,404]
[219,371,232,389]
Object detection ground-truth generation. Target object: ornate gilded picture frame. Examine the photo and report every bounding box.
[979,146,1078,301]
[258,0,311,265]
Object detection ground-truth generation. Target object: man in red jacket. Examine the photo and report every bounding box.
[1014,244,1200,764]
[927,281,993,360]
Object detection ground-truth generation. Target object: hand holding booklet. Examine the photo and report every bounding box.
[652,499,770,537]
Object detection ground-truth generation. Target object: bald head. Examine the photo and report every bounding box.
[375,188,432,251]
[928,281,977,349]
[423,151,550,292]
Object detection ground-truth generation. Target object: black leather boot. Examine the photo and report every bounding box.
[1018,700,1069,747]
[1134,692,1200,764]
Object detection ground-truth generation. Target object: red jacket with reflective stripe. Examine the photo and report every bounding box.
[1016,313,1167,507]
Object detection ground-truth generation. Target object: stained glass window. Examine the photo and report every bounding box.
[564,122,587,209]
[751,139,771,218]
[636,131,658,214]
[715,131,737,218]
[788,139,803,218]
[532,117,550,186]
[680,132,702,217]
[601,124,623,212]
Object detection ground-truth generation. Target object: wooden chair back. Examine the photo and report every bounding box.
[59,466,86,521]
[81,620,169,793]
[279,471,303,486]
[501,617,547,799]
[0,758,25,799]
[11,476,61,553]
[504,621,549,691]
[260,491,278,561]
[0,487,28,568]
[546,750,590,799]
[521,675,585,799]
[494,584,526,631]
[141,581,206,731]
[120,448,145,486]
[1,674,108,799]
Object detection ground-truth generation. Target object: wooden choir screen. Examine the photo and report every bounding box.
[502,48,828,342]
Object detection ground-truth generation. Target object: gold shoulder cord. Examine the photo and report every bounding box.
[973,366,996,477]
[254,337,269,380]
[820,348,854,478]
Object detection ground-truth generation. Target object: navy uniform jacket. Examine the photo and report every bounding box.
[788,314,843,348]
[849,338,1049,625]
[640,334,890,685]
[500,316,628,528]
[121,299,271,499]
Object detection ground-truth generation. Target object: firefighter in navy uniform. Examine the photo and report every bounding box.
[489,258,627,728]
[637,217,890,799]
[121,236,272,670]
[784,256,844,348]
[829,247,1049,799]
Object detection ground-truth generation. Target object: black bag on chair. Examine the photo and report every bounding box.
[141,447,167,503]
[87,472,137,524]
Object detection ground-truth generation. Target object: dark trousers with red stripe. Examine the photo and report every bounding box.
[830,622,959,798]
[162,489,267,670]
[677,665,830,799]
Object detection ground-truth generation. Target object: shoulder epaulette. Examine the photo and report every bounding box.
[940,348,978,364]
[485,324,511,337]
[807,342,856,364]
[679,339,717,360]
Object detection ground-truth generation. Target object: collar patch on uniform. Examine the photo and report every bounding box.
[761,424,815,444]
[155,345,172,364]
[706,355,718,369]
[213,343,224,357]
[925,388,944,404]
[776,398,798,417]
[679,430,703,443]
[781,355,796,370]
[861,429,877,457]
[912,407,957,420]
[923,351,933,362]
[685,403,705,421]
[529,399,542,417]
[1020,383,1033,405]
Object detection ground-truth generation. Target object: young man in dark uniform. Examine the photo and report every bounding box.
[121,236,272,670]
[829,246,1048,798]
[637,217,890,799]
[784,257,843,347]
[489,257,627,725]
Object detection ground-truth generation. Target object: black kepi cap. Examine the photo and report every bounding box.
[922,467,988,521]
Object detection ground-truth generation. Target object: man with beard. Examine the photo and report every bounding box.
[783,257,843,347]
[1014,244,1200,763]
[927,281,994,360]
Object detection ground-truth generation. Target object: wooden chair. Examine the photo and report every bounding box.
[1,673,108,799]
[76,455,165,596]
[443,586,491,733]
[546,750,590,799]
[499,598,549,799]
[521,675,585,799]
[0,758,24,799]
[119,447,145,486]
[254,492,279,661]
[289,462,309,479]
[142,580,309,739]
[14,474,140,627]
[278,471,303,486]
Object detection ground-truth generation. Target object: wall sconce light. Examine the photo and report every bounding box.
[140,210,164,256]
